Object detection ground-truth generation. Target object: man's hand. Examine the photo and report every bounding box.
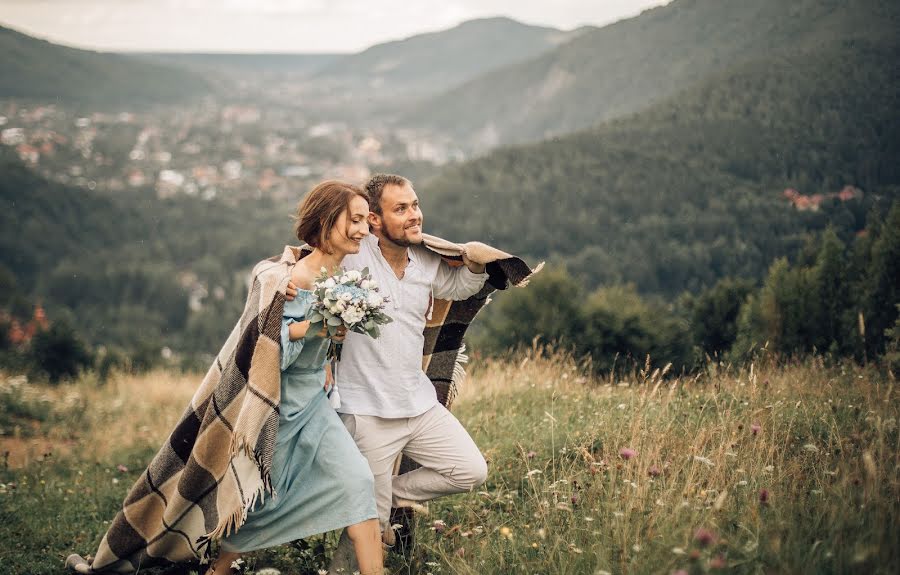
[461,250,486,274]
[286,281,298,301]
[331,325,348,343]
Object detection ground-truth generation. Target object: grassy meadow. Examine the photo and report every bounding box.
[1,351,898,574]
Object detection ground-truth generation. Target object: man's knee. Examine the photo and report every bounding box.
[454,453,488,491]
[469,454,488,489]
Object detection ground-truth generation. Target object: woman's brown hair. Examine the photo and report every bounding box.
[293,180,368,253]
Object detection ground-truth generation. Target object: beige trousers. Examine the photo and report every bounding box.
[339,403,488,528]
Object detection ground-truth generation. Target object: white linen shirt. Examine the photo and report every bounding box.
[335,235,488,418]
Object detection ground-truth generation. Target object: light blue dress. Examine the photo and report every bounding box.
[221,291,377,553]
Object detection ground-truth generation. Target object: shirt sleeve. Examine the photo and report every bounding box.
[433,259,489,300]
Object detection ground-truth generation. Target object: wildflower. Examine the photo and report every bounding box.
[693,456,715,467]
[231,558,244,571]
[454,547,465,558]
[116,464,129,473]
[527,451,537,459]
[531,542,539,548]
[619,448,636,460]
[759,488,769,506]
[432,520,446,533]
[648,465,661,477]
[537,528,546,540]
[751,423,761,435]
[710,554,727,569]
[672,547,686,555]
[571,493,579,506]
[525,469,542,477]
[694,528,717,548]
[499,526,512,539]
[803,443,819,454]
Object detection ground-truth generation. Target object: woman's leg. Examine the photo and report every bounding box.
[346,518,384,575]
[206,551,242,575]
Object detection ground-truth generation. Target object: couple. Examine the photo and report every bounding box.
[67,174,495,575]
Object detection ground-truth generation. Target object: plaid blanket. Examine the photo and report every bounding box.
[419,234,542,408]
[69,247,298,573]
[68,238,538,573]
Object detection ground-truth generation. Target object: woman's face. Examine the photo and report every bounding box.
[327,195,370,255]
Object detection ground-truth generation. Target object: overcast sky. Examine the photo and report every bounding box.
[0,0,670,53]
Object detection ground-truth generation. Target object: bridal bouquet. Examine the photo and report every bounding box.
[306,266,393,358]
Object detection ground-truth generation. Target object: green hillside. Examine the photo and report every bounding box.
[315,17,587,99]
[0,150,297,356]
[0,26,211,107]
[420,37,899,295]
[404,0,900,149]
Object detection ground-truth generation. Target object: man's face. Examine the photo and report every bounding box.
[371,183,423,246]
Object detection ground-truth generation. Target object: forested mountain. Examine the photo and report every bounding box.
[0,26,211,107]
[421,27,899,295]
[140,53,341,76]
[404,0,900,149]
[314,17,586,99]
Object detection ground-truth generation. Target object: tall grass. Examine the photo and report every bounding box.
[0,352,897,574]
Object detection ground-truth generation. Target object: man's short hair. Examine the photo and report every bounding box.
[365,173,410,215]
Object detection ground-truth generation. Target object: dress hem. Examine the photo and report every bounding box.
[220,509,379,553]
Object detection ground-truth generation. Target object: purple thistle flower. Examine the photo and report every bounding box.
[619,448,636,460]
[648,465,661,477]
[751,423,761,436]
[759,488,769,505]
[694,528,716,548]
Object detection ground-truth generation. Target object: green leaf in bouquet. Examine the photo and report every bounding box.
[307,310,324,323]
[327,315,343,327]
[360,266,370,278]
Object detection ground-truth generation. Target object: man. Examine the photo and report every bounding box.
[331,173,489,563]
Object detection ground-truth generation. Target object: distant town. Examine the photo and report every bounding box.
[0,99,463,202]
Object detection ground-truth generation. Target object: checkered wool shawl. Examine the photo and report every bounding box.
[72,238,538,573]
[418,234,542,408]
[74,247,297,573]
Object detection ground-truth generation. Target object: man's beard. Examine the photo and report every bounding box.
[382,223,422,247]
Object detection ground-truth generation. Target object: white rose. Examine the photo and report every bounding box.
[360,279,373,290]
[340,293,352,302]
[323,278,336,288]
[345,270,362,282]
[366,293,383,308]
[339,274,350,284]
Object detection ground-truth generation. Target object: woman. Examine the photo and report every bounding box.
[67,181,382,575]
[210,180,382,574]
